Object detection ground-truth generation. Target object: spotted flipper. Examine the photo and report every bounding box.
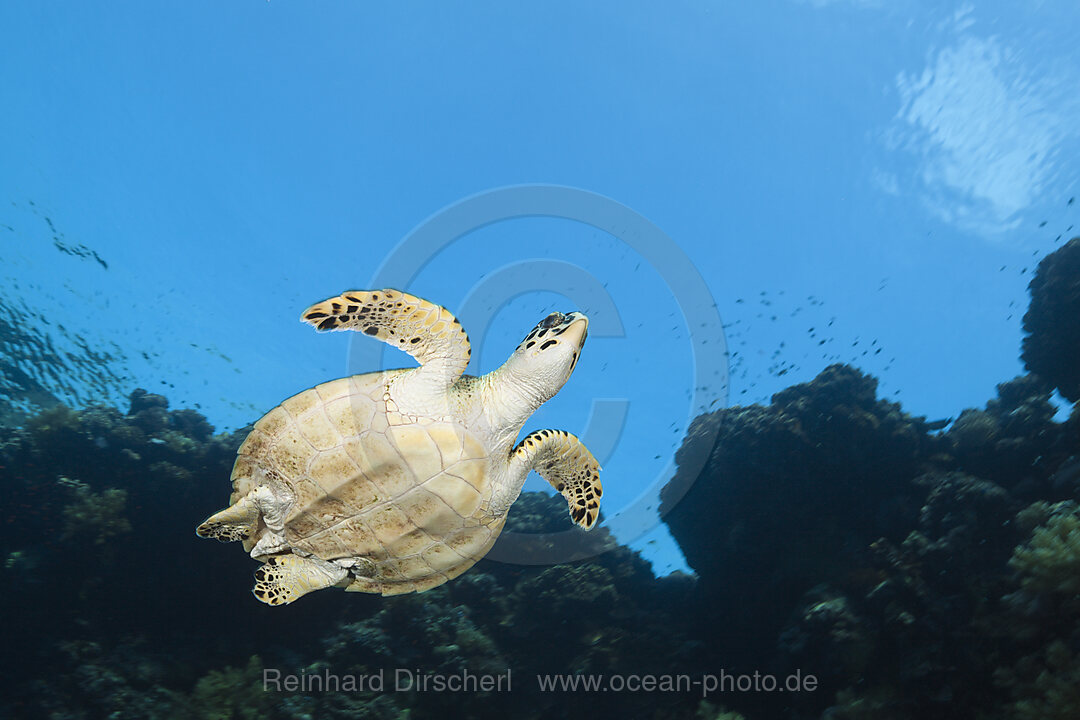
[252,554,348,606]
[301,289,470,384]
[512,430,602,530]
[196,494,259,542]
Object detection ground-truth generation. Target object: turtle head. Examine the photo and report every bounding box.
[508,310,589,398]
[483,310,589,438]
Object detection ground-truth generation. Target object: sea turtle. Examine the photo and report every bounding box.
[196,289,601,605]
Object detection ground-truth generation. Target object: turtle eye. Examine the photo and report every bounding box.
[540,312,563,329]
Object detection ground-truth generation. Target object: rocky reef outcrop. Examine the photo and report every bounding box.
[660,364,935,659]
[1023,238,1080,402]
[660,238,1080,719]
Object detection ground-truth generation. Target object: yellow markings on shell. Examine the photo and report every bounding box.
[388,424,444,482]
[309,493,352,525]
[442,560,477,582]
[462,433,487,460]
[267,432,311,477]
[341,437,369,471]
[424,473,483,518]
[291,527,352,559]
[446,458,488,493]
[408,574,449,593]
[323,470,381,513]
[426,424,464,463]
[445,526,494,561]
[395,553,436,580]
[367,504,414,545]
[387,526,437,557]
[343,433,410,500]
[358,433,408,491]
[347,382,382,427]
[368,459,417,500]
[293,407,340,451]
[367,405,389,433]
[390,485,444,523]
[237,429,270,460]
[285,476,327,519]
[381,580,420,596]
[253,405,290,438]
[307,447,360,494]
[320,396,358,438]
[281,387,320,417]
[313,378,351,404]
[377,557,410,582]
[345,574,433,596]
[229,454,259,503]
[394,486,465,537]
[285,511,326,540]
[422,540,467,569]
[345,576,384,593]
[332,517,387,558]
[231,453,259,480]
[444,518,503,580]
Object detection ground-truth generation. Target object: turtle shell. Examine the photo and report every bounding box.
[232,370,505,596]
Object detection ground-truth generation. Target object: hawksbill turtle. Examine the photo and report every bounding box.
[196,289,601,605]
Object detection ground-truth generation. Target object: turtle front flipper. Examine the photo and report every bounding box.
[510,430,602,530]
[252,554,348,606]
[301,289,471,387]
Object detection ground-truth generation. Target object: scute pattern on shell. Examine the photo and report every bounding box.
[232,370,502,596]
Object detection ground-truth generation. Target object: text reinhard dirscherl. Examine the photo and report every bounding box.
[263,668,818,697]
[264,668,511,694]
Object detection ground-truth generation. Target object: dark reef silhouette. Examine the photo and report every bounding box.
[2,239,1079,719]
[1023,237,1080,403]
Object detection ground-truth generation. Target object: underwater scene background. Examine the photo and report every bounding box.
[3,2,1080,719]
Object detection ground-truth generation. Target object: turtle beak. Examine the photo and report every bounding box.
[560,312,589,349]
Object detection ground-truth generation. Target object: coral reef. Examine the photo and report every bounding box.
[1022,237,1080,402]
[1009,502,1080,601]
[186,656,273,720]
[0,389,259,718]
[660,365,934,676]
[59,477,132,546]
[2,367,1076,720]
[804,472,1024,719]
[697,702,748,720]
[663,361,1078,718]
[993,639,1080,720]
[2,239,1079,718]
[980,502,1080,720]
[29,639,187,719]
[0,391,703,719]
[945,375,1068,493]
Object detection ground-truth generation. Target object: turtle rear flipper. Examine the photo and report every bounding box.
[510,429,602,530]
[253,554,348,606]
[196,495,260,542]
